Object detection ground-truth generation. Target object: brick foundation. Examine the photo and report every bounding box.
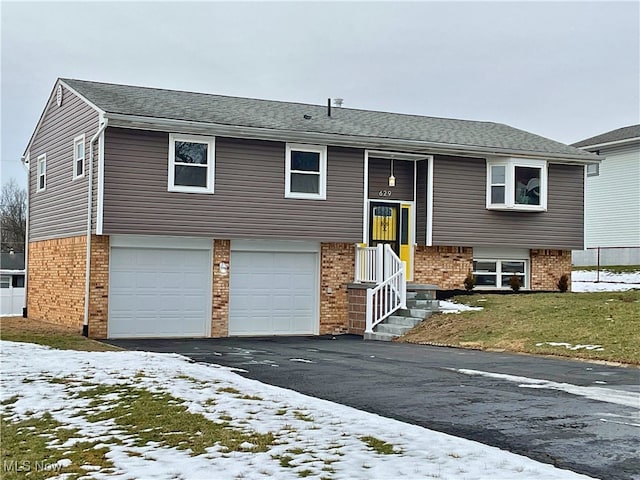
[530,249,572,291]
[27,236,87,331]
[27,235,109,336]
[319,243,354,335]
[88,235,109,338]
[211,239,230,337]
[413,246,473,290]
[347,284,368,335]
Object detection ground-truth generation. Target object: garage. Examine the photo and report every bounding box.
[108,236,212,338]
[229,240,319,336]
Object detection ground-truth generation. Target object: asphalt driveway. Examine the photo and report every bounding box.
[107,335,640,480]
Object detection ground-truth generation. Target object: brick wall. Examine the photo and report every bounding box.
[27,236,86,331]
[530,249,572,291]
[347,284,367,335]
[413,246,473,290]
[211,239,230,337]
[319,243,354,334]
[88,235,109,338]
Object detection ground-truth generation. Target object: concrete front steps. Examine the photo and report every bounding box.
[364,284,440,341]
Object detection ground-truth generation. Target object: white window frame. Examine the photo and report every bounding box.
[37,154,47,192]
[73,134,85,180]
[486,158,547,211]
[586,163,599,177]
[168,134,215,194]
[285,143,327,200]
[473,258,529,290]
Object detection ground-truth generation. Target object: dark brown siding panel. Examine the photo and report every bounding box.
[416,160,427,245]
[431,156,584,249]
[368,158,414,201]
[102,129,364,242]
[29,84,101,241]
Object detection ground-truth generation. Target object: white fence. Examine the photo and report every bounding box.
[1,287,25,316]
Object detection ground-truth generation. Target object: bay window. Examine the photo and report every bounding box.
[486,158,547,211]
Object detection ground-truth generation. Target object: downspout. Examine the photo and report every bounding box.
[83,119,108,337]
[21,154,29,318]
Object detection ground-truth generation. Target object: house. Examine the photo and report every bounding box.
[1,251,26,316]
[22,78,598,339]
[571,125,640,266]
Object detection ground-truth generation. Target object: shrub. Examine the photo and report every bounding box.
[463,271,476,291]
[557,273,569,293]
[509,275,522,292]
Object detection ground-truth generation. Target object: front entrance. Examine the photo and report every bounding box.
[369,202,413,279]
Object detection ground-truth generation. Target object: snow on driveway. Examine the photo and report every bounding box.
[0,341,595,480]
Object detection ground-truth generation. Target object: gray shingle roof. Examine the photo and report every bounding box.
[61,78,596,160]
[572,124,640,148]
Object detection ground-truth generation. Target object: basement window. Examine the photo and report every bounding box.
[473,259,528,289]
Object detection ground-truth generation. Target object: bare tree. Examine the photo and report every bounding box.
[1,178,27,253]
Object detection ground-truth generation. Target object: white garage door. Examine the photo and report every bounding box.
[229,241,319,336]
[109,240,212,338]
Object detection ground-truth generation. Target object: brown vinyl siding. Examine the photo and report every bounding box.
[416,160,428,245]
[431,155,584,249]
[102,129,364,242]
[368,158,414,201]
[29,84,101,241]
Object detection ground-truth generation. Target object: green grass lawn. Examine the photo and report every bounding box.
[0,317,119,352]
[399,290,640,364]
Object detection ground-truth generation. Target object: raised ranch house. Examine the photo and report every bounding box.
[571,124,640,266]
[23,79,598,340]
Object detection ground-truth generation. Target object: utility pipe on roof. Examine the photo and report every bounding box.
[83,118,108,337]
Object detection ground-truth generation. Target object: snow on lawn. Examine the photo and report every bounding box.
[0,341,595,480]
[439,300,483,314]
[572,270,640,292]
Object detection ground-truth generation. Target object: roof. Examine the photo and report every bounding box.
[572,124,640,148]
[59,78,597,162]
[0,252,25,271]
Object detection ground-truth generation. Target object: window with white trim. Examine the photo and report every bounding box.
[168,134,215,193]
[473,259,528,289]
[73,134,85,179]
[285,144,327,200]
[586,163,599,177]
[486,158,547,211]
[37,154,46,192]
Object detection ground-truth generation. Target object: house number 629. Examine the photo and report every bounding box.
[378,190,392,197]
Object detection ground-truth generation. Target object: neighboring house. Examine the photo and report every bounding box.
[571,125,640,266]
[1,251,26,316]
[22,78,597,339]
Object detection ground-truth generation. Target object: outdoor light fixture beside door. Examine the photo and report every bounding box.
[388,159,396,187]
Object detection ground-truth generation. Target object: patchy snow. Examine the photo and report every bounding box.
[454,369,640,409]
[0,341,596,480]
[572,270,640,292]
[439,300,483,313]
[535,342,605,352]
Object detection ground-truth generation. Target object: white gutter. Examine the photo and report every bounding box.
[104,113,600,165]
[83,119,108,336]
[20,154,29,317]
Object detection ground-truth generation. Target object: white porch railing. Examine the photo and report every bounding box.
[355,244,407,333]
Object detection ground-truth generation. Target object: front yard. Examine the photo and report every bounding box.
[0,340,593,480]
[400,290,640,364]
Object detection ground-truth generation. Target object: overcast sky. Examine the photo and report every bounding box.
[2,1,639,188]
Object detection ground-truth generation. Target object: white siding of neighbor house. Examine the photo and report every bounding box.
[584,142,640,249]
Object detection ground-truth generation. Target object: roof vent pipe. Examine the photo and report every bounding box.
[327,98,331,117]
